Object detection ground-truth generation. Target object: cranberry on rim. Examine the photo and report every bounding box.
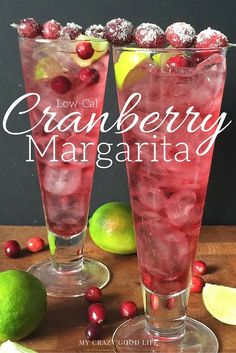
[79,68,100,85]
[85,24,105,39]
[195,27,228,48]
[51,76,72,94]
[105,18,133,46]
[42,19,62,39]
[133,23,166,48]
[165,22,196,48]
[76,41,94,60]
[61,22,82,40]
[12,18,42,38]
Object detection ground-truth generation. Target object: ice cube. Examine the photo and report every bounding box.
[43,166,81,195]
[166,189,197,227]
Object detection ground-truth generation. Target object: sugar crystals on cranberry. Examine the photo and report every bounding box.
[195,27,228,48]
[133,23,166,48]
[165,22,196,48]
[61,22,82,40]
[105,18,133,46]
[85,24,105,39]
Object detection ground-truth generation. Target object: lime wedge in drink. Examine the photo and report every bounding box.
[0,340,37,352]
[202,283,236,325]
[114,51,149,89]
[34,57,62,80]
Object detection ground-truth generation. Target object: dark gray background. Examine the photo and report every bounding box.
[0,0,235,225]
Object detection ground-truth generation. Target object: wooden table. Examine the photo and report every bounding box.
[0,225,236,353]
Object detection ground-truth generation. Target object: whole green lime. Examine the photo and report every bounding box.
[0,270,47,342]
[89,202,136,255]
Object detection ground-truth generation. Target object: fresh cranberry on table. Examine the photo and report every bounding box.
[133,23,166,48]
[42,19,62,39]
[85,323,103,340]
[51,76,72,94]
[193,260,207,275]
[120,300,137,319]
[26,237,45,253]
[4,240,21,258]
[14,18,42,38]
[76,41,94,60]
[191,275,205,293]
[79,68,100,86]
[88,303,106,324]
[105,18,133,46]
[165,22,196,48]
[85,287,103,303]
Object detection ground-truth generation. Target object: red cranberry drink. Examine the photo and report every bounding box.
[112,19,228,350]
[14,18,110,296]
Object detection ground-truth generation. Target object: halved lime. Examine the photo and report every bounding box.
[202,283,236,325]
[0,340,37,353]
[114,51,149,89]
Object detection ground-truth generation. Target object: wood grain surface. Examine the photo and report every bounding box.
[0,225,236,353]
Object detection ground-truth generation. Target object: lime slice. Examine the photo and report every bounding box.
[71,35,109,67]
[114,51,149,90]
[202,283,236,325]
[47,230,56,256]
[34,57,62,80]
[0,340,37,352]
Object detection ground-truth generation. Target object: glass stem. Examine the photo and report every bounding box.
[142,285,190,341]
[47,228,87,273]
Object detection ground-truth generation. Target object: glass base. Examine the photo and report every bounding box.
[27,257,110,297]
[112,315,219,353]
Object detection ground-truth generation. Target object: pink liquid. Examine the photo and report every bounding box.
[19,39,109,237]
[116,52,226,295]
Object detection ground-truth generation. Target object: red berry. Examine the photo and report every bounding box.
[190,53,204,66]
[51,76,72,94]
[4,240,21,258]
[193,260,207,275]
[61,22,82,40]
[79,68,100,86]
[88,303,106,324]
[15,18,42,38]
[191,275,205,293]
[166,297,175,310]
[85,287,103,303]
[133,23,166,48]
[85,323,103,340]
[26,237,45,253]
[85,24,105,39]
[195,28,228,48]
[120,301,137,319]
[42,19,62,39]
[142,270,154,291]
[165,54,191,71]
[150,294,159,310]
[165,22,196,48]
[76,41,94,60]
[105,18,133,46]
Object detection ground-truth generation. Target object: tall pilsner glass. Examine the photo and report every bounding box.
[18,37,110,297]
[112,47,227,352]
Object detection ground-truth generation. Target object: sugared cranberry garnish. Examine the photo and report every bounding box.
[12,18,42,38]
[150,294,159,310]
[42,19,62,39]
[88,303,106,324]
[4,240,21,258]
[76,41,94,60]
[85,24,105,39]
[26,237,45,253]
[193,260,207,275]
[120,301,137,319]
[191,275,205,293]
[165,22,196,48]
[195,27,228,48]
[167,297,175,310]
[85,323,103,340]
[165,54,191,71]
[133,23,166,48]
[85,287,103,303]
[105,18,133,46]
[51,76,72,94]
[61,22,82,40]
[79,68,100,85]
